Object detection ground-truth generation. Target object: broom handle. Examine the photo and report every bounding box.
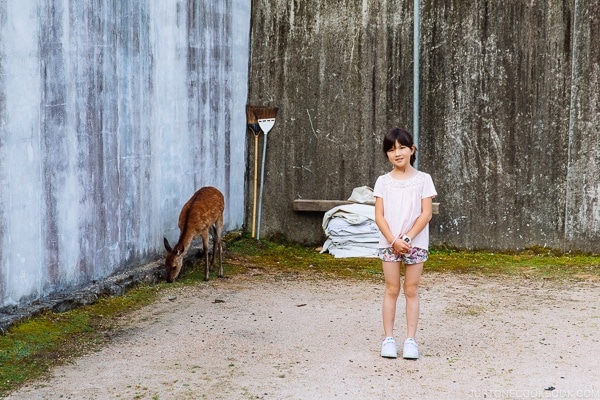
[256,133,268,240]
[251,134,259,237]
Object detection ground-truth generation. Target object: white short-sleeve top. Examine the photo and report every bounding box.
[373,171,437,250]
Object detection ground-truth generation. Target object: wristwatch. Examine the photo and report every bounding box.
[401,235,412,245]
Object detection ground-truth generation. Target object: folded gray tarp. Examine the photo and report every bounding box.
[321,187,380,258]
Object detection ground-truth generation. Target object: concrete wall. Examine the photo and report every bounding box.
[247,0,599,252]
[0,0,251,308]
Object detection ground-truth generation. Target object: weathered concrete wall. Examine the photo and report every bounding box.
[564,2,600,246]
[0,0,251,308]
[247,1,600,252]
[247,0,414,243]
[421,1,577,250]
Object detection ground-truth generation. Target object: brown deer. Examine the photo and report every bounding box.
[163,186,224,282]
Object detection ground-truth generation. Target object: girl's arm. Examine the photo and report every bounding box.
[405,196,434,241]
[374,197,394,244]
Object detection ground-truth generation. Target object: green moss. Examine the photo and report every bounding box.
[0,285,163,396]
[225,237,599,281]
[427,248,600,279]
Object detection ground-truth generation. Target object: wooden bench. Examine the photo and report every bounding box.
[293,199,440,214]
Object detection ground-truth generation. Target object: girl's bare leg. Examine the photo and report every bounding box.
[404,262,423,339]
[382,261,402,337]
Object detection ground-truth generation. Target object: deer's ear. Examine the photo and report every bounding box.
[175,243,184,256]
[164,237,172,252]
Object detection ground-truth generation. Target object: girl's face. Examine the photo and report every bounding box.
[386,140,414,169]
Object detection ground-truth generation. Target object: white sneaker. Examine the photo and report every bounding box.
[403,338,419,359]
[381,337,397,358]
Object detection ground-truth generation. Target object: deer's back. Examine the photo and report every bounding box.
[178,187,224,234]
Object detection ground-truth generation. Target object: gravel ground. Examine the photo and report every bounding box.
[5,269,600,400]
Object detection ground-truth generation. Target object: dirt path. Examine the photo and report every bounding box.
[5,270,600,400]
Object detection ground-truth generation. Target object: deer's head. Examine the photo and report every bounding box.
[164,237,184,283]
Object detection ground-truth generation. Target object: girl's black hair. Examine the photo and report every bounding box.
[382,127,416,166]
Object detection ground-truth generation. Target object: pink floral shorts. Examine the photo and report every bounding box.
[378,246,429,264]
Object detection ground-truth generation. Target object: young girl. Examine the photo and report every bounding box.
[373,127,437,359]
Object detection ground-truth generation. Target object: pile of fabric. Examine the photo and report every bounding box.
[321,186,380,258]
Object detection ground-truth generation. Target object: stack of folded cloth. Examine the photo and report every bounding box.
[321,186,380,258]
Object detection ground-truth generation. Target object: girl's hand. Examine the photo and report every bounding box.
[392,236,411,255]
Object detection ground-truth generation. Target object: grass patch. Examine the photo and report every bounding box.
[0,284,165,396]
[224,236,600,282]
[427,248,600,280]
[0,235,599,396]
[223,237,384,280]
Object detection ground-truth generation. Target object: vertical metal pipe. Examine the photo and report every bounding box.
[564,0,579,247]
[413,0,420,168]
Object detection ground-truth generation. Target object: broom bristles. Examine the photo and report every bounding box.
[246,105,258,124]
[252,106,279,120]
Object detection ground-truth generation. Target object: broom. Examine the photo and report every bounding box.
[252,106,279,240]
[246,105,262,238]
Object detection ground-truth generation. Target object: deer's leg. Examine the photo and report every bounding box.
[201,231,210,281]
[215,214,224,278]
[209,225,217,270]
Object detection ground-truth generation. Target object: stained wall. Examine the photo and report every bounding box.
[247,0,599,252]
[0,0,251,307]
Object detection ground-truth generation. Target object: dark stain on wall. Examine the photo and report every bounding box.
[187,0,234,202]
[76,2,104,281]
[40,0,67,287]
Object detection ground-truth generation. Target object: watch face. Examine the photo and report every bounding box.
[403,237,410,243]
